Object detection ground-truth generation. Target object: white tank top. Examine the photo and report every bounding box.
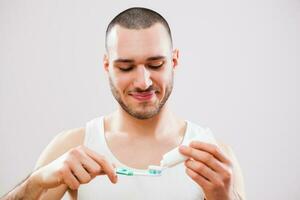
[78,116,217,200]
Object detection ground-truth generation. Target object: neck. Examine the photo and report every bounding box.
[108,104,181,138]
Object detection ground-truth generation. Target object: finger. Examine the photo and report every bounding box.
[179,145,227,173]
[185,167,211,189]
[189,141,230,164]
[79,153,102,178]
[83,146,117,183]
[70,161,92,184]
[185,159,219,183]
[61,166,80,190]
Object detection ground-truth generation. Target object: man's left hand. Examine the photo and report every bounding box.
[179,141,235,200]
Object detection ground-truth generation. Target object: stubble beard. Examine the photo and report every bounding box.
[108,76,173,120]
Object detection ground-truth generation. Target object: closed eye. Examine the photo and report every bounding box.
[119,66,134,72]
[147,61,164,69]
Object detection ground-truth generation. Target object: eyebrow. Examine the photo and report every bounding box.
[113,56,166,63]
[146,56,166,61]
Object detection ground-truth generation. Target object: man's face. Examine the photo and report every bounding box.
[104,23,178,119]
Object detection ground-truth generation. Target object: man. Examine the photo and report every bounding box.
[2,7,245,200]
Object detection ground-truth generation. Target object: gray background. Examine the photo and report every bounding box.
[1,0,299,199]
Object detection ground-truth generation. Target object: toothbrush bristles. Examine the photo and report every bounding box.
[147,165,165,176]
[148,169,161,175]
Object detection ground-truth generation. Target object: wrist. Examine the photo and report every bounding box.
[26,171,47,196]
[4,173,46,200]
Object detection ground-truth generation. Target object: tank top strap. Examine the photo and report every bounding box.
[84,116,108,154]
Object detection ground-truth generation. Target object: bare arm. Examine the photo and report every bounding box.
[34,128,86,200]
[0,128,84,200]
[1,174,45,200]
[1,127,117,200]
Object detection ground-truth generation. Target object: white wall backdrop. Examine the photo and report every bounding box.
[1,0,299,199]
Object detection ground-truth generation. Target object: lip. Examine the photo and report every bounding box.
[130,91,155,101]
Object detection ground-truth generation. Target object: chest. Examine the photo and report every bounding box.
[105,132,183,169]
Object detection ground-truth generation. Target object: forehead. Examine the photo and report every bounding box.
[107,23,172,60]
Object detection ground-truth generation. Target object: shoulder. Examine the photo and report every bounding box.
[216,140,240,173]
[216,141,234,157]
[216,141,242,170]
[34,127,86,169]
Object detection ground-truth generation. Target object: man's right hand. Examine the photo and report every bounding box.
[31,145,118,191]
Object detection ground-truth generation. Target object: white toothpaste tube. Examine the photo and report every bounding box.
[160,128,217,168]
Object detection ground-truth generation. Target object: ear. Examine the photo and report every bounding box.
[172,48,179,69]
[103,54,109,72]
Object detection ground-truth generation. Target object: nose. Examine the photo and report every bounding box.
[133,65,153,90]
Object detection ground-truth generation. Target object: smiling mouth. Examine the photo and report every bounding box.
[130,91,156,101]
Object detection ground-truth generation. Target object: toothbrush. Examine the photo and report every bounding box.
[115,165,165,177]
[116,128,215,177]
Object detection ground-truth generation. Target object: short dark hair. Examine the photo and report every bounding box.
[105,7,173,51]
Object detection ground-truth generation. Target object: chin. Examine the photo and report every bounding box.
[130,106,160,119]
